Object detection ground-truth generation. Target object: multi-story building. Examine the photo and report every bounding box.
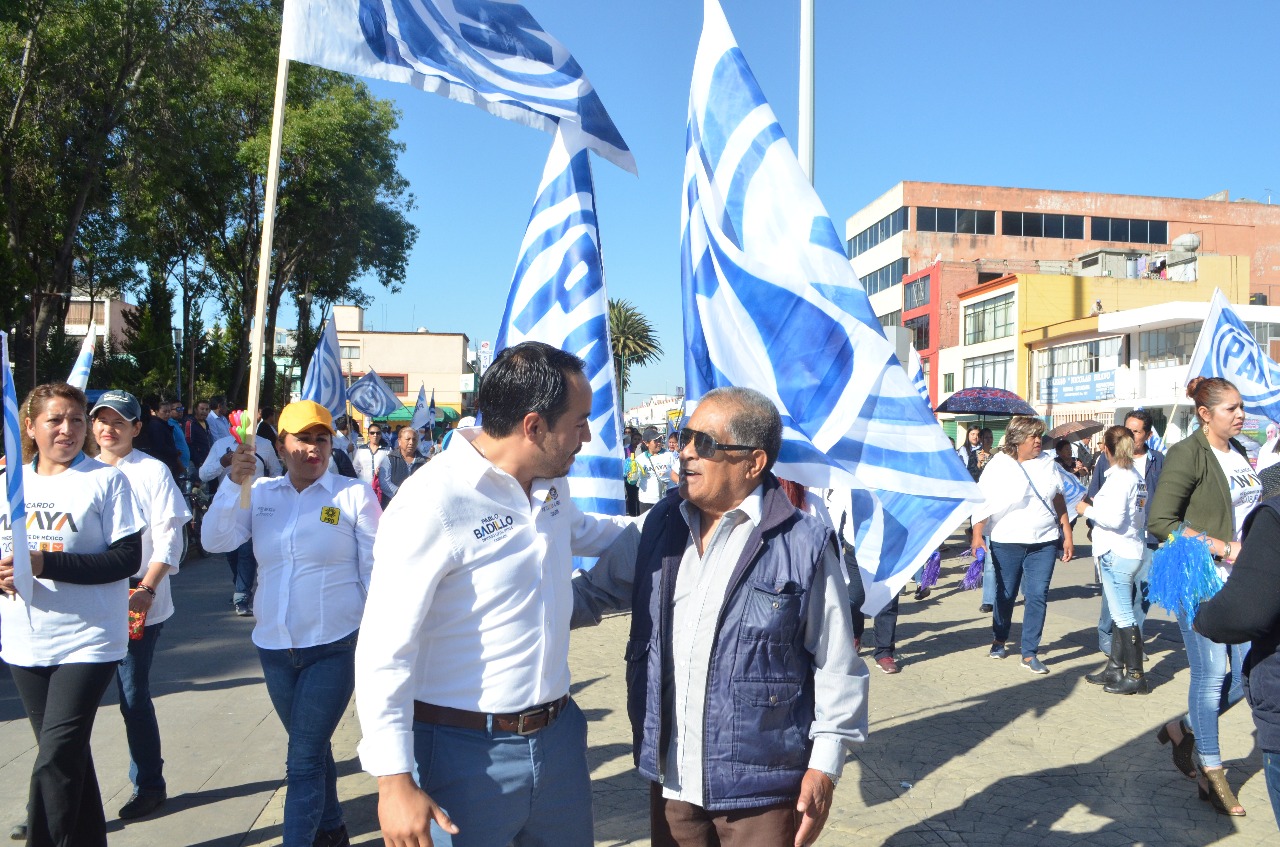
[64,294,137,349]
[846,182,1280,402]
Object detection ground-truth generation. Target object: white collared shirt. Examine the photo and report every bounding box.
[355,428,631,777]
[201,470,380,650]
[199,434,282,483]
[112,449,191,625]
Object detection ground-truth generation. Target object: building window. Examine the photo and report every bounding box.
[1139,322,1201,367]
[943,373,955,393]
[381,375,407,395]
[1091,217,1168,245]
[878,310,901,329]
[963,292,1015,345]
[861,257,909,296]
[917,207,996,235]
[339,346,360,359]
[847,207,907,258]
[963,351,1015,391]
[1002,212,1085,240]
[904,275,930,310]
[905,315,930,350]
[1034,337,1122,396]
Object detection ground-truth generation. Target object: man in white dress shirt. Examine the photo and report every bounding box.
[356,341,631,847]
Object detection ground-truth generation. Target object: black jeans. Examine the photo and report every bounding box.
[843,544,898,659]
[10,661,118,847]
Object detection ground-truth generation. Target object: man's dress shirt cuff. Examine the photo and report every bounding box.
[357,731,416,779]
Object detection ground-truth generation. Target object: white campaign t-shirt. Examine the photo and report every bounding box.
[113,450,192,625]
[1,454,143,666]
[637,450,677,505]
[1213,446,1262,542]
[1132,452,1148,480]
[973,452,1065,544]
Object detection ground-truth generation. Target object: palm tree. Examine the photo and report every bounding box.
[609,298,662,411]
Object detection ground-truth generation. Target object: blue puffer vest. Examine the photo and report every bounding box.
[625,475,836,811]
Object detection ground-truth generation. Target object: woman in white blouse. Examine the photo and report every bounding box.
[970,416,1074,674]
[202,400,380,847]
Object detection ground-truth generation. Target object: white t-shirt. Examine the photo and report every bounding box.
[1132,452,1148,480]
[973,452,1065,544]
[112,450,192,625]
[637,449,677,504]
[1213,446,1262,542]
[1,455,143,666]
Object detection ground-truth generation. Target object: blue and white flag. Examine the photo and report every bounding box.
[1055,460,1088,515]
[410,385,438,431]
[347,370,404,417]
[1187,288,1280,423]
[495,124,624,515]
[281,0,635,173]
[681,0,980,614]
[1,331,33,610]
[66,323,97,391]
[906,345,931,405]
[301,318,348,419]
[1148,430,1167,453]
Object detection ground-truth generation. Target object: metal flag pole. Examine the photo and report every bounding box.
[241,41,292,507]
[798,0,815,184]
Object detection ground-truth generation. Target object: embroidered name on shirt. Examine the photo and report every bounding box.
[474,513,515,541]
[320,507,341,525]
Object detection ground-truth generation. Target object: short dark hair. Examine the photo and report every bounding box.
[209,395,226,410]
[260,405,276,419]
[478,341,586,438]
[701,386,783,473]
[1124,408,1154,435]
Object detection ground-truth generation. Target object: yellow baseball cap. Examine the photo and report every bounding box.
[277,400,335,436]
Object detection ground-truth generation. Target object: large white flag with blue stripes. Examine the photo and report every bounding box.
[906,345,931,405]
[281,0,635,173]
[301,318,349,419]
[1,331,33,611]
[682,0,980,613]
[495,124,624,515]
[1187,288,1280,423]
[67,323,97,391]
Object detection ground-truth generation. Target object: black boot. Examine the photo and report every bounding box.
[1105,626,1148,695]
[1085,634,1123,686]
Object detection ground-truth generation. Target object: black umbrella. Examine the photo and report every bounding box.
[935,387,1037,417]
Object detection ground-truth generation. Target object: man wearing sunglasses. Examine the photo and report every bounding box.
[572,386,868,847]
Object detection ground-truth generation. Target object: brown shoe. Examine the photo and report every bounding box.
[876,656,900,674]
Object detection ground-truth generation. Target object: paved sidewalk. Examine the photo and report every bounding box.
[2,524,1276,845]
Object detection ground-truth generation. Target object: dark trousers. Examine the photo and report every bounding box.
[10,661,118,847]
[650,783,795,847]
[117,622,166,794]
[625,480,640,517]
[843,543,898,658]
[226,540,257,598]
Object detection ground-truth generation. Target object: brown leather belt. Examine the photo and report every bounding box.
[413,694,570,736]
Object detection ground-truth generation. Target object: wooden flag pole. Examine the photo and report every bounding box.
[241,44,291,507]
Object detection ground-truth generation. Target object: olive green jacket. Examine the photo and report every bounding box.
[1147,426,1249,543]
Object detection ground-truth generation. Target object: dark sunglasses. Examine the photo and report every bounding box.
[677,427,755,459]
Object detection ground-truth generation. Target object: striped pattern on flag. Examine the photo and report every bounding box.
[301,319,349,419]
[679,0,980,614]
[1,331,32,608]
[347,370,403,418]
[67,323,97,391]
[281,0,635,173]
[495,124,624,516]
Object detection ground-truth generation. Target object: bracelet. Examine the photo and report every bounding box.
[137,583,156,597]
[1224,542,1233,560]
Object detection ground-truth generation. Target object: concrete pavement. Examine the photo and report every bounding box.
[2,523,1277,845]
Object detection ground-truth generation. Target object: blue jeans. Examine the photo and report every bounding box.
[258,631,358,846]
[412,697,593,847]
[1176,612,1246,769]
[1098,552,1146,629]
[1264,751,1280,828]
[227,540,257,599]
[1097,547,1152,654]
[116,622,166,794]
[990,540,1058,659]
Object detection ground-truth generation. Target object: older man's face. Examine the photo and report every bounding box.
[678,400,763,516]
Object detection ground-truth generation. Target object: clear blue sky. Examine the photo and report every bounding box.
[327,0,1280,405]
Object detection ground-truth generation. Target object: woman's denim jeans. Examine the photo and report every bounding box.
[257,631,358,846]
[1176,612,1246,769]
[1098,552,1146,629]
[990,540,1058,659]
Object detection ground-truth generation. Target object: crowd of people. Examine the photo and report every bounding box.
[1,358,1279,845]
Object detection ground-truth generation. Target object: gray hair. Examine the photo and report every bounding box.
[701,386,783,472]
[1000,415,1047,457]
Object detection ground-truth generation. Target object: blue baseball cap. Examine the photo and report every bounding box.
[90,390,141,422]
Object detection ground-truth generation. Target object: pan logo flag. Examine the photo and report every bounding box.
[494,124,623,516]
[281,0,635,173]
[347,370,404,418]
[1187,288,1280,423]
[680,0,979,614]
[301,319,349,419]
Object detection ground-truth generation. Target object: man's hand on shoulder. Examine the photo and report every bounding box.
[377,772,458,847]
[794,768,835,847]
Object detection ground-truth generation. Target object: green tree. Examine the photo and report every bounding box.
[608,298,662,411]
[119,275,179,398]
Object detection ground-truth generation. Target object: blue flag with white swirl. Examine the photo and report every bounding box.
[348,370,404,418]
[301,319,349,419]
[1187,288,1280,423]
[1,331,33,610]
[281,0,635,174]
[682,0,980,614]
[67,323,97,391]
[495,124,624,516]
